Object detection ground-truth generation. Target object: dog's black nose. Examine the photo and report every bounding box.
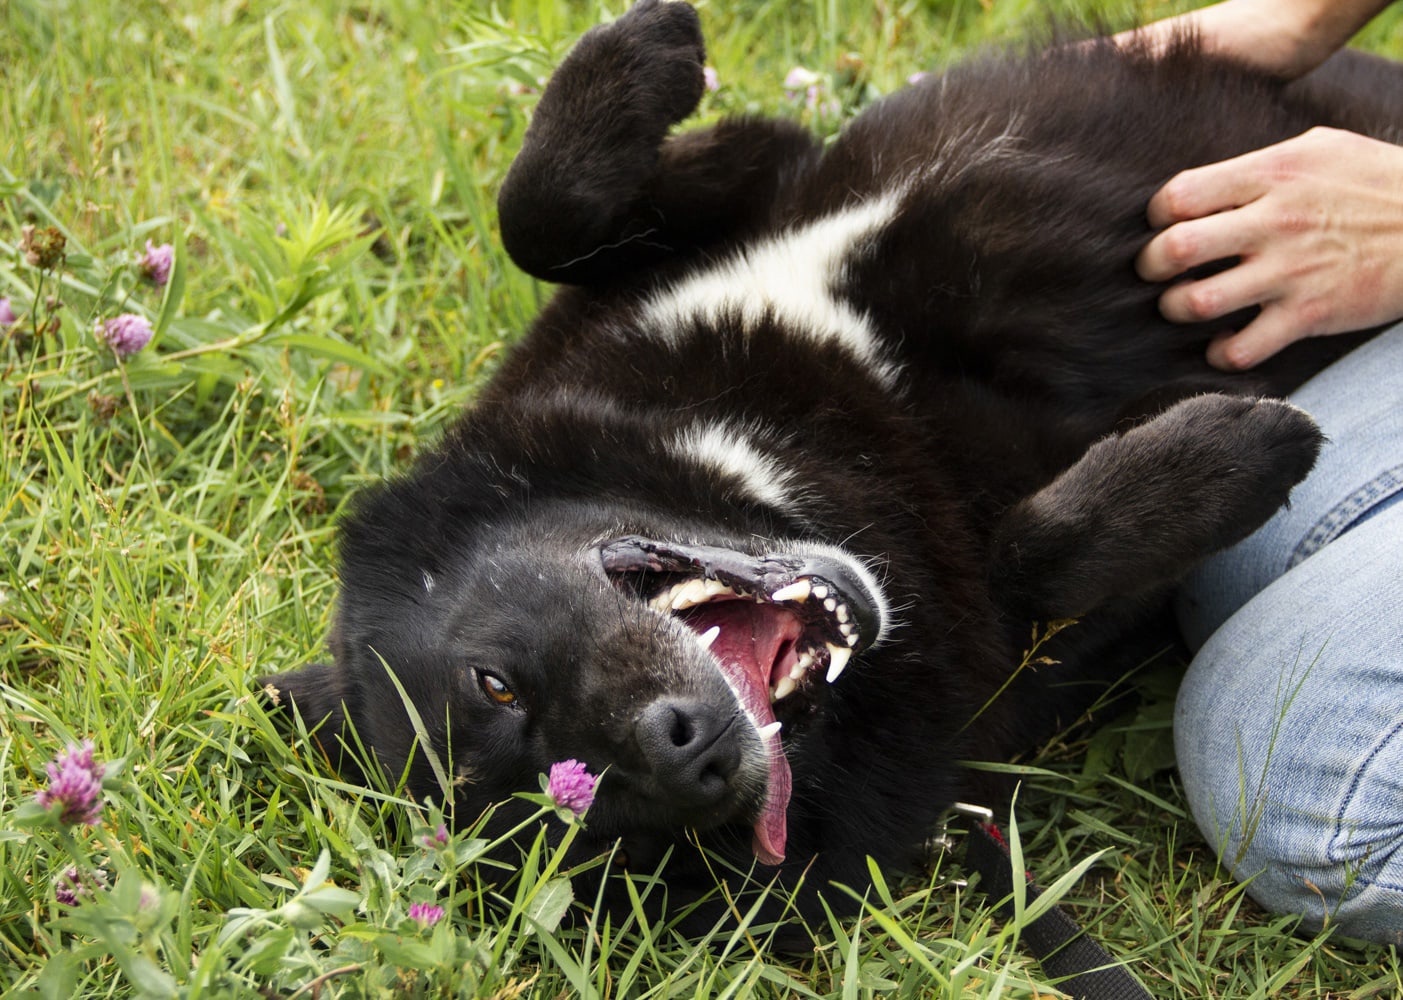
[635,698,741,805]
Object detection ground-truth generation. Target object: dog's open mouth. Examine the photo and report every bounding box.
[599,535,885,865]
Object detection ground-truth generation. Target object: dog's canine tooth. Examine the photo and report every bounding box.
[770,580,811,603]
[772,676,798,702]
[825,644,852,683]
[697,625,721,650]
[757,720,783,740]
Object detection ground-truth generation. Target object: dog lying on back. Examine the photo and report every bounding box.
[266,1,1403,923]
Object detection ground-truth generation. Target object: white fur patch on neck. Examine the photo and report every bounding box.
[672,420,802,515]
[641,194,903,388]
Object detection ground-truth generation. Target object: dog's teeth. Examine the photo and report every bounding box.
[772,676,798,702]
[757,720,783,740]
[788,660,807,681]
[836,603,849,623]
[796,650,815,671]
[704,579,731,597]
[696,625,721,650]
[770,580,811,603]
[823,597,837,612]
[845,632,859,647]
[671,579,712,609]
[812,585,829,600]
[838,621,855,636]
[826,644,852,683]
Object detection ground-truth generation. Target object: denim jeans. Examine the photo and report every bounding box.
[1175,323,1403,946]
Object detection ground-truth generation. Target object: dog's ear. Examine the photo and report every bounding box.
[259,664,366,784]
[990,394,1321,620]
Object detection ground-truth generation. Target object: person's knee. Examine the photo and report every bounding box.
[1177,641,1403,945]
[1236,815,1403,946]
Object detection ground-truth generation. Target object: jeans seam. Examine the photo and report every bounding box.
[1329,716,1403,893]
[1289,464,1403,569]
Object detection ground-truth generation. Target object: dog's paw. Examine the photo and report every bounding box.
[1168,394,1322,499]
[575,0,706,131]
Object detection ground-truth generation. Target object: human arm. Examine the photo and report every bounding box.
[1128,0,1403,370]
[1117,0,1392,80]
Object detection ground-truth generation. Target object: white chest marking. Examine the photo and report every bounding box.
[672,421,802,515]
[641,194,903,388]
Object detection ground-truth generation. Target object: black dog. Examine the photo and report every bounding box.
[266,1,1403,923]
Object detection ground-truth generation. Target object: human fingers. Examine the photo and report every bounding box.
[1204,306,1309,371]
[1136,206,1263,282]
[1145,150,1273,230]
[1155,255,1279,326]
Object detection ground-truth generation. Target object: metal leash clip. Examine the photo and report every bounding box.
[925,801,995,889]
[928,801,994,854]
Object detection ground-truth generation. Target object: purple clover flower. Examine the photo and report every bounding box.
[35,740,105,827]
[421,823,449,849]
[54,866,107,907]
[138,241,174,287]
[546,759,597,816]
[0,297,15,326]
[703,66,719,92]
[408,901,445,928]
[54,868,87,907]
[96,313,153,358]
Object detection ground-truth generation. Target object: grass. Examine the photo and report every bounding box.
[3,0,1403,995]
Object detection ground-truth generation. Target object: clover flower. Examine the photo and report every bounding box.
[420,823,449,849]
[137,240,174,287]
[0,298,15,326]
[907,71,929,86]
[35,740,106,827]
[783,66,819,93]
[95,313,153,358]
[408,901,445,928]
[703,66,719,92]
[546,759,597,816]
[54,866,107,907]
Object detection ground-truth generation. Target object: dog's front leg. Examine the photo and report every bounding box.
[498,0,819,285]
[989,394,1324,620]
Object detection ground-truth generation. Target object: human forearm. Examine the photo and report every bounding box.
[1121,0,1394,80]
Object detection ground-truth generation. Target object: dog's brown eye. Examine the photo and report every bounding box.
[478,671,517,705]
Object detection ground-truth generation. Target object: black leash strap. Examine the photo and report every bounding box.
[948,806,1153,1000]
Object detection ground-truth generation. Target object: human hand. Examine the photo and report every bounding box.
[1136,127,1403,371]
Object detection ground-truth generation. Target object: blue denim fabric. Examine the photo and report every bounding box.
[1174,323,1403,945]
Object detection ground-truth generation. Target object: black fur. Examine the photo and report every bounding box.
[265,1,1403,927]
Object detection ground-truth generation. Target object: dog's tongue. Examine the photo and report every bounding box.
[684,602,797,865]
[752,723,791,865]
